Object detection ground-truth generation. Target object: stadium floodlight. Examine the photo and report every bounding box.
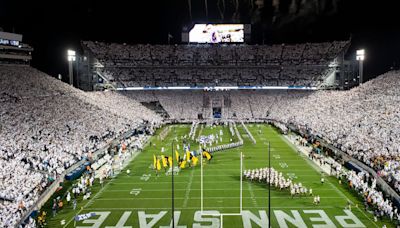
[356,49,365,60]
[67,49,76,86]
[356,49,365,85]
[67,50,76,62]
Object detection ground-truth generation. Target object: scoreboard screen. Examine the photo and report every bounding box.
[189,24,244,43]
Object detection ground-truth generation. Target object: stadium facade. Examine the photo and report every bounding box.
[0,31,33,65]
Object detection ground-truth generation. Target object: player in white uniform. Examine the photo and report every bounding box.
[291,188,296,198]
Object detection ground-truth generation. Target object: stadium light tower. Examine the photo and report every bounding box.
[67,50,76,86]
[356,49,365,85]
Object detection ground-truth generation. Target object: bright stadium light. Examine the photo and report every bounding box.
[67,50,76,56]
[67,50,76,62]
[356,49,365,60]
[67,49,76,86]
[356,49,365,85]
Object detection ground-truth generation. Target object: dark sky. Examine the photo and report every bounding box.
[1,0,399,81]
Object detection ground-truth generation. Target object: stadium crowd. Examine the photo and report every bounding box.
[83,40,347,67]
[97,67,328,87]
[0,66,161,227]
[83,40,347,87]
[344,170,398,222]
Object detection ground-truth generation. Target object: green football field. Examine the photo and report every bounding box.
[48,124,395,228]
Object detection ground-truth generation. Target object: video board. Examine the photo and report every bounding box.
[189,24,244,43]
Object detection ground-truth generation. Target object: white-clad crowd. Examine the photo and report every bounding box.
[97,67,327,87]
[0,65,161,227]
[84,40,348,87]
[344,170,399,222]
[83,40,348,67]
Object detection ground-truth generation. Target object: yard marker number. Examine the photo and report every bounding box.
[130,188,142,196]
[141,174,151,181]
[279,162,288,168]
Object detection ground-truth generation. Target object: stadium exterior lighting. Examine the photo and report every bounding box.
[356,49,365,85]
[67,49,76,86]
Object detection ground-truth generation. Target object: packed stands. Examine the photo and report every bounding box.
[82,40,348,87]
[0,65,161,227]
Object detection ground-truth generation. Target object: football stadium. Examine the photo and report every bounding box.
[1,1,400,228]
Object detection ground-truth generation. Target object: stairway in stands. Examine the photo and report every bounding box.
[140,101,170,119]
[247,97,255,119]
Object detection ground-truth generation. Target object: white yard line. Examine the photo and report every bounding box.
[105,188,338,192]
[80,205,335,211]
[246,182,259,208]
[198,124,204,138]
[243,162,259,208]
[182,169,195,208]
[113,180,240,184]
[119,173,326,178]
[215,163,311,167]
[207,163,310,167]
[112,179,328,185]
[94,196,344,201]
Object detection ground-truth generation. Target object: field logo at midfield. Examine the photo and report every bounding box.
[76,209,365,228]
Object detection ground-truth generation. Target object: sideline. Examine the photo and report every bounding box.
[279,133,379,228]
[62,146,144,228]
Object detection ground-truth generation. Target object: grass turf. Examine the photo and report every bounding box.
[46,124,395,227]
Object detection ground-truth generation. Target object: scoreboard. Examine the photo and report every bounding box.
[182,24,251,44]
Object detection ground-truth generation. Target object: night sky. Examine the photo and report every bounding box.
[1,0,399,81]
